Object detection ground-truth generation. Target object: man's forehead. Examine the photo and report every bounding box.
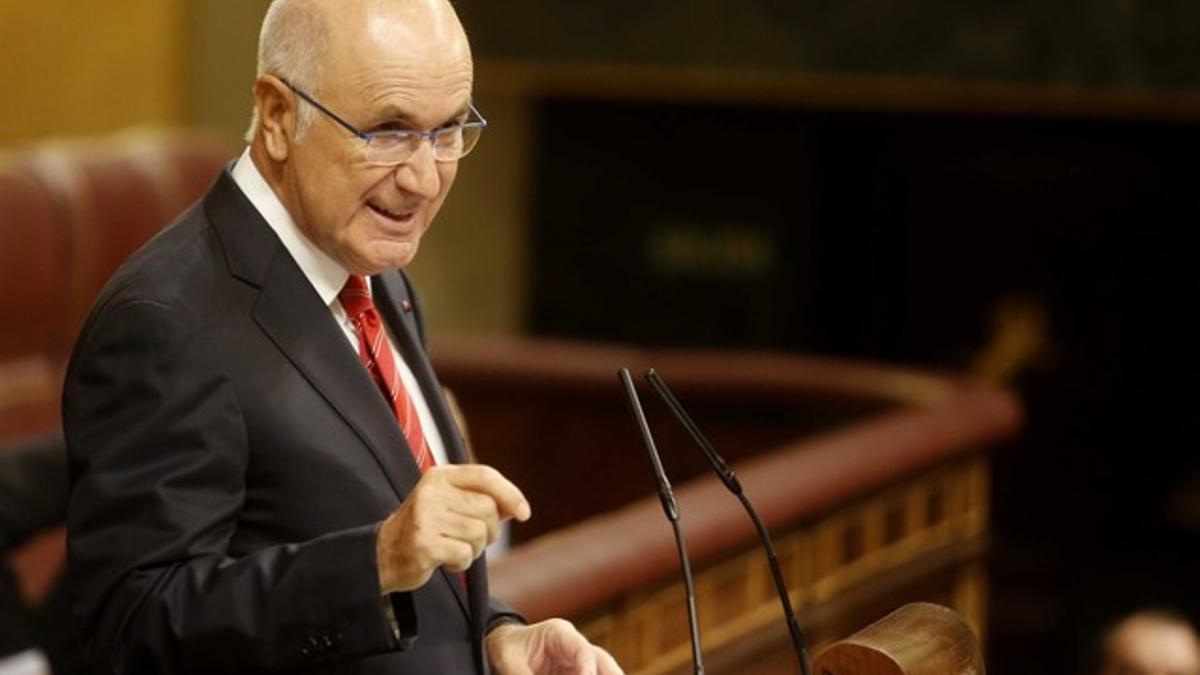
[320,0,467,45]
[317,0,473,109]
[322,0,470,77]
[373,97,472,121]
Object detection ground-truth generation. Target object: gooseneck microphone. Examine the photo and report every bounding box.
[644,368,813,675]
[618,368,704,675]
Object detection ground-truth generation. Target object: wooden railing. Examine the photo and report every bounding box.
[433,338,1020,674]
[433,337,986,543]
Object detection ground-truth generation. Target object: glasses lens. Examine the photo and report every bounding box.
[430,124,484,162]
[452,124,483,160]
[431,127,465,161]
[364,132,417,165]
[363,123,484,165]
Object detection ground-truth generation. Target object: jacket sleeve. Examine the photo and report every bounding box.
[0,432,67,552]
[64,298,403,674]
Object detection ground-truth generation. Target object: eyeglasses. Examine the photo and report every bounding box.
[279,78,487,165]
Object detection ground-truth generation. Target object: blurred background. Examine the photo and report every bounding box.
[3,1,1199,672]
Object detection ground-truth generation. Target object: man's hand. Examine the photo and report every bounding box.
[376,464,530,593]
[487,619,624,675]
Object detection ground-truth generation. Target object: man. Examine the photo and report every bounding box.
[1090,609,1200,675]
[62,0,622,673]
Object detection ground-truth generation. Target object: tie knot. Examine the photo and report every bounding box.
[338,275,375,321]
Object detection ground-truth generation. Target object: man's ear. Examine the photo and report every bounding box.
[252,77,295,162]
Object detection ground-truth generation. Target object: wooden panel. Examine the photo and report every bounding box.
[567,458,990,675]
[476,60,1200,124]
[458,3,1199,96]
[0,3,184,144]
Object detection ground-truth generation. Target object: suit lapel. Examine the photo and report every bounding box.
[253,266,424,502]
[373,272,492,673]
[207,169,490,672]
[372,272,468,464]
[205,171,422,504]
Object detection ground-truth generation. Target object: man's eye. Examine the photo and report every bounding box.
[369,131,413,148]
[370,121,415,136]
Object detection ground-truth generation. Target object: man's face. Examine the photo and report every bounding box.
[281,4,473,275]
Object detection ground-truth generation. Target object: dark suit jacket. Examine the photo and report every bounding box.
[63,169,518,674]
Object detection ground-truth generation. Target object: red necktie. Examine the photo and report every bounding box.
[339,275,434,473]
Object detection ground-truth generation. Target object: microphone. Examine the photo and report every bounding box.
[617,368,705,675]
[644,368,813,675]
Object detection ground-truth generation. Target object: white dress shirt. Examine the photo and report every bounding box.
[230,149,448,467]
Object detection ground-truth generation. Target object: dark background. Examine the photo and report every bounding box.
[530,99,1200,673]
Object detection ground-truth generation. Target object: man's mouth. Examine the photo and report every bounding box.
[368,202,414,224]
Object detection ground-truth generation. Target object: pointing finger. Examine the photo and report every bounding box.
[445,464,531,522]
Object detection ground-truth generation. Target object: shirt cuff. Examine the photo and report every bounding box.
[485,614,526,636]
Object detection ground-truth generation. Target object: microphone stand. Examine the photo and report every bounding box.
[618,368,704,675]
[645,368,812,675]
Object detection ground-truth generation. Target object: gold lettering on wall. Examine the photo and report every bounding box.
[646,221,779,280]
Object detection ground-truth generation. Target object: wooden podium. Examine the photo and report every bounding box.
[813,603,984,675]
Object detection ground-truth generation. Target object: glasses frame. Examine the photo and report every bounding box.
[278,77,487,164]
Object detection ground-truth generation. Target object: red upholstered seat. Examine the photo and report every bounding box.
[0,130,233,605]
[0,161,69,360]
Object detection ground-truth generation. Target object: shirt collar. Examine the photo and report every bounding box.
[230,148,349,306]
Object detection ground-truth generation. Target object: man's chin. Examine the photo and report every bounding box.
[353,242,420,274]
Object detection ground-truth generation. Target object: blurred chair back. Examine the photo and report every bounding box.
[0,130,232,440]
[0,129,231,605]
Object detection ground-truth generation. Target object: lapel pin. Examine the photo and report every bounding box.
[402,300,413,314]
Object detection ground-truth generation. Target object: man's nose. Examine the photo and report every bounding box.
[393,141,441,198]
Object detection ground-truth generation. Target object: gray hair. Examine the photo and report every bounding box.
[244,0,329,143]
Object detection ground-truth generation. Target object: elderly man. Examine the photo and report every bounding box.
[63,0,622,673]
